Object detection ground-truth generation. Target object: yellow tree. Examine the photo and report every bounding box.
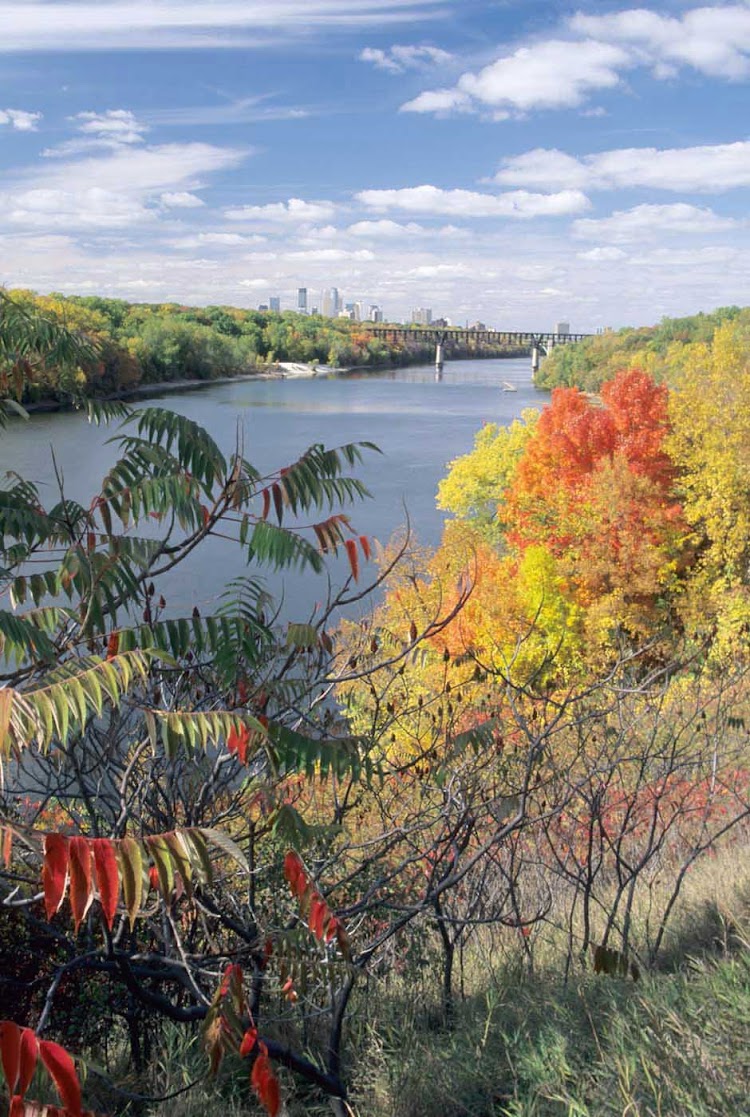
[668,318,750,656]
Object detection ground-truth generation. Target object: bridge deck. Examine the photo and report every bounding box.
[360,326,590,344]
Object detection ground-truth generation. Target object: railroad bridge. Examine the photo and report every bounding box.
[360,325,590,373]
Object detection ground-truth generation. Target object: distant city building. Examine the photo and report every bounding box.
[433,317,450,328]
[297,287,308,314]
[555,320,570,335]
[368,304,383,322]
[412,307,432,325]
[322,287,341,317]
[311,306,319,316]
[269,296,281,312]
[337,308,355,320]
[470,320,487,331]
[257,304,269,312]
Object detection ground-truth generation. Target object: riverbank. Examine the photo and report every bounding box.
[20,349,531,413]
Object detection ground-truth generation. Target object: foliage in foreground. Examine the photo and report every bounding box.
[2,294,750,1117]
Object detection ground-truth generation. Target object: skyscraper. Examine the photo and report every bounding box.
[269,296,281,312]
[322,287,340,317]
[412,307,432,325]
[297,288,308,314]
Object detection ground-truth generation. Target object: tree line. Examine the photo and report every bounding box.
[1,288,518,405]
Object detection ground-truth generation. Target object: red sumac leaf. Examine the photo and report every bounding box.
[0,1020,21,1094]
[91,838,119,930]
[344,538,359,582]
[251,1048,280,1117]
[271,483,283,523]
[39,1039,82,1117]
[68,837,93,933]
[309,896,327,941]
[227,724,251,765]
[2,826,12,868]
[261,487,270,520]
[239,1027,258,1057]
[18,1028,39,1096]
[9,1095,24,1117]
[43,834,69,922]
[359,534,371,561]
[106,631,119,660]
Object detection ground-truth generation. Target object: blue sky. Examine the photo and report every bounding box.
[1,0,749,330]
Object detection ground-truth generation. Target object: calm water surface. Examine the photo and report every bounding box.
[1,358,546,618]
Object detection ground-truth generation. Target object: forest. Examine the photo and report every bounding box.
[1,289,519,404]
[0,288,749,1117]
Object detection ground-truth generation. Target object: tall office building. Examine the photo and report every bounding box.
[412,307,432,325]
[297,288,308,314]
[322,287,341,317]
[555,320,570,335]
[269,296,281,312]
[368,305,383,322]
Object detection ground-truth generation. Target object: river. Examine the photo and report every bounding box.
[1,357,546,619]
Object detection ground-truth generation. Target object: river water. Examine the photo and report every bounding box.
[1,357,546,619]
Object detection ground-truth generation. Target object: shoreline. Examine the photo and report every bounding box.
[20,351,527,414]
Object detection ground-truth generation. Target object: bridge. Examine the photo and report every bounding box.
[360,325,590,374]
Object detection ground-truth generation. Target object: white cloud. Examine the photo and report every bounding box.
[577,246,629,262]
[346,219,464,238]
[571,5,750,81]
[402,39,629,116]
[356,184,590,218]
[43,109,149,157]
[1,142,245,230]
[573,203,737,243]
[77,109,146,144]
[5,188,154,229]
[224,198,337,223]
[399,87,471,114]
[360,43,452,72]
[0,1,448,51]
[167,232,267,248]
[402,7,750,121]
[494,141,750,193]
[0,108,41,131]
[160,191,205,208]
[286,247,376,261]
[239,277,270,289]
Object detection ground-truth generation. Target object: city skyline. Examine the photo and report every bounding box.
[2,3,750,328]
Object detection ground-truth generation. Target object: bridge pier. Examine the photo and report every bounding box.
[435,339,445,373]
[531,345,540,374]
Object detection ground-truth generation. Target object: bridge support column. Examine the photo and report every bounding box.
[531,345,540,374]
[435,340,445,373]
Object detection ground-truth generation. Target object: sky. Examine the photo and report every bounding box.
[1,1,749,330]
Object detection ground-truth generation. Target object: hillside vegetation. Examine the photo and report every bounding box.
[537,305,750,392]
[1,295,750,1117]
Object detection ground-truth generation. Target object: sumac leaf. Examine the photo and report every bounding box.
[18,1028,39,1096]
[39,1039,82,1117]
[68,837,93,933]
[344,538,359,582]
[91,838,119,930]
[0,1020,21,1095]
[43,834,69,922]
[117,836,143,929]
